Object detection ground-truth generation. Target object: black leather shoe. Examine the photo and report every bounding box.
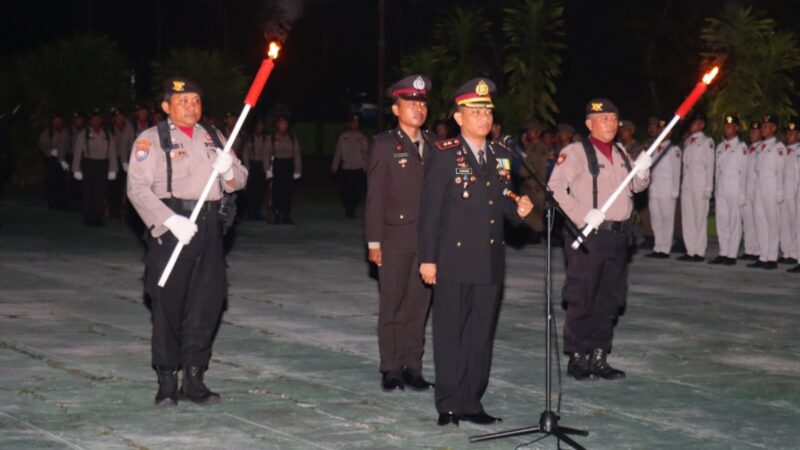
[382,370,404,391]
[437,412,460,426]
[707,256,725,265]
[402,367,434,391]
[567,352,594,381]
[747,260,764,268]
[691,255,705,262]
[461,411,503,425]
[787,265,800,273]
[179,366,221,405]
[645,252,669,259]
[741,253,758,261]
[779,257,798,265]
[762,261,778,270]
[154,367,178,406]
[676,254,693,261]
[590,349,626,380]
[722,257,736,266]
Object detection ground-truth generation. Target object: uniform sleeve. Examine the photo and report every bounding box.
[777,145,785,201]
[419,149,450,264]
[547,147,584,226]
[331,135,343,171]
[705,138,715,197]
[224,156,248,193]
[738,144,748,200]
[126,132,175,237]
[293,139,302,174]
[72,134,86,173]
[671,147,682,199]
[364,137,387,245]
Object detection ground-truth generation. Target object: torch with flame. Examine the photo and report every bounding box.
[571,66,720,250]
[158,42,283,287]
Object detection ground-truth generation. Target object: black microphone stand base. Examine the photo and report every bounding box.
[468,410,588,449]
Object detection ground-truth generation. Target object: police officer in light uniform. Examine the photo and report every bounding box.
[779,120,799,265]
[365,75,436,393]
[242,119,269,220]
[265,115,301,224]
[548,98,650,381]
[110,108,135,218]
[741,122,762,260]
[748,115,785,270]
[419,78,533,426]
[785,121,800,273]
[332,115,369,218]
[645,119,681,258]
[72,108,118,226]
[677,115,714,262]
[38,113,71,209]
[709,115,748,265]
[127,77,248,406]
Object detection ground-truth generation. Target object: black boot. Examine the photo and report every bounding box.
[154,367,178,406]
[590,349,626,380]
[179,366,221,405]
[566,352,594,381]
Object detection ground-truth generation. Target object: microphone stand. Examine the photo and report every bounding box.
[469,149,588,449]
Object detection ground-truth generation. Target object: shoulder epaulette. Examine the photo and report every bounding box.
[490,139,513,155]
[435,138,461,151]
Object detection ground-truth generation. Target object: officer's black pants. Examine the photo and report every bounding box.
[271,158,294,216]
[44,157,66,209]
[107,169,126,218]
[377,250,431,372]
[81,159,108,223]
[246,160,266,218]
[432,282,501,415]
[144,202,226,370]
[562,229,629,354]
[338,169,365,217]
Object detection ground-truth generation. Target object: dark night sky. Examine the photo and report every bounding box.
[2,0,798,126]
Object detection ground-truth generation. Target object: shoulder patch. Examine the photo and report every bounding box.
[557,153,567,165]
[435,138,461,151]
[135,148,150,162]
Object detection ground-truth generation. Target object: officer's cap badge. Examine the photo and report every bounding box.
[591,102,603,112]
[172,81,186,92]
[475,80,490,97]
[413,76,426,90]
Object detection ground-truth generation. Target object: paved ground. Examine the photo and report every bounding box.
[1,194,798,450]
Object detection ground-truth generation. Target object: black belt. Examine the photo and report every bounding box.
[162,198,220,214]
[596,220,632,233]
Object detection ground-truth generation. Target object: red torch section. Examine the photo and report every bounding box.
[675,66,720,119]
[244,42,281,107]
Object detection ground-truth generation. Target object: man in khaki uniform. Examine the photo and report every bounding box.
[519,120,549,243]
[332,115,369,218]
[265,115,302,224]
[127,77,248,406]
[72,108,118,226]
[548,98,650,381]
[38,113,71,209]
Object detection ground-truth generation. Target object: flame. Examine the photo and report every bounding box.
[702,66,719,84]
[268,42,281,60]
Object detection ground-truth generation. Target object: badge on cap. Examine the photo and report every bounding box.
[591,102,603,112]
[476,80,490,96]
[413,76,426,90]
[172,81,186,92]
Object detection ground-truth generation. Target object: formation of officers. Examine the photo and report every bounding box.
[38,106,303,227]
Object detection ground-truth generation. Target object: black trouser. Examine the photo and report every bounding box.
[271,158,294,217]
[562,229,629,354]
[377,250,432,372]
[144,200,226,370]
[81,159,108,223]
[107,168,126,218]
[246,160,266,218]
[432,282,501,415]
[44,157,66,209]
[338,168,366,217]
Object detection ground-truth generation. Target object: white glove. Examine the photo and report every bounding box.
[59,160,69,171]
[49,149,58,157]
[164,214,198,245]
[122,162,129,172]
[634,153,652,178]
[108,171,117,181]
[212,149,235,180]
[583,208,605,230]
[73,171,83,181]
[266,170,273,180]
[293,172,301,180]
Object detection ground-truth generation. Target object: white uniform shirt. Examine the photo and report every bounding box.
[649,141,681,199]
[681,131,715,196]
[755,137,786,202]
[714,136,748,202]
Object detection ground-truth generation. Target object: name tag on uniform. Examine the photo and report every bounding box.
[394,152,409,158]
[456,167,473,175]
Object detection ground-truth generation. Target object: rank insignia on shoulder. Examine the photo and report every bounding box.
[435,138,461,151]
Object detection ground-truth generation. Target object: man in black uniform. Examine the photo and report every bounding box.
[419,78,533,426]
[127,77,248,406]
[365,75,436,392]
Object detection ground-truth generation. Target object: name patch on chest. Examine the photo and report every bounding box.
[456,167,473,175]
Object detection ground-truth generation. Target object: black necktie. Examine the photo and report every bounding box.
[415,141,423,158]
[478,149,486,166]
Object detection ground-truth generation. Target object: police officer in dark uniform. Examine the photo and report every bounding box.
[548,99,651,381]
[127,77,248,406]
[419,78,533,426]
[365,75,436,392]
